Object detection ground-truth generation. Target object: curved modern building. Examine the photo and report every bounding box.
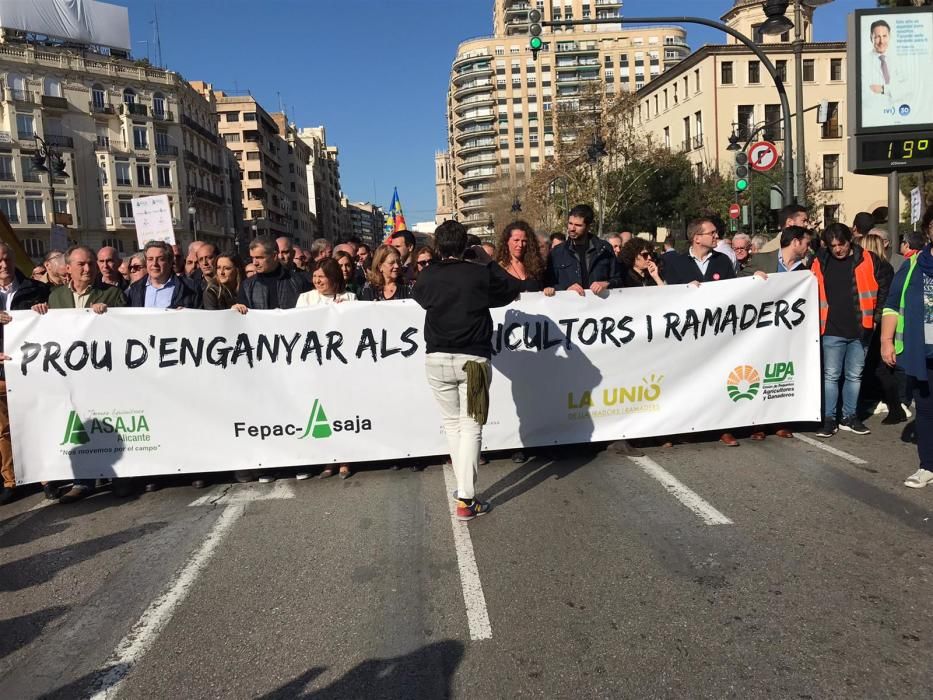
[437,1,689,235]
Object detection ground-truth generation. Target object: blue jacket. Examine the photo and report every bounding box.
[545,235,622,290]
[884,245,932,381]
[125,274,201,309]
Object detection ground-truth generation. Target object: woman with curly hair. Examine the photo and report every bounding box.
[495,220,544,292]
[619,238,665,287]
[360,244,413,301]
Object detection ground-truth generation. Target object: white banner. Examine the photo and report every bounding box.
[5,273,820,484]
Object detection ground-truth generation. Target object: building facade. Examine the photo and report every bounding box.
[633,1,888,227]
[273,113,315,248]
[343,199,383,247]
[0,41,232,259]
[438,0,690,236]
[298,126,344,242]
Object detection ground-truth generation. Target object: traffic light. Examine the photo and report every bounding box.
[529,9,543,59]
[734,151,749,193]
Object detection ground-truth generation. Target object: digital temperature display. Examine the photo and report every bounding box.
[853,131,933,173]
[862,137,932,162]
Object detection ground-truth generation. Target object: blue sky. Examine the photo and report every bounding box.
[117,0,873,224]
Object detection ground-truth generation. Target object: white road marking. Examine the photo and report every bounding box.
[187,479,294,507]
[794,433,869,465]
[87,503,246,699]
[0,496,53,539]
[443,465,493,641]
[628,455,734,526]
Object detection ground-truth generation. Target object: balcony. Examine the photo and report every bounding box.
[122,102,148,117]
[89,101,115,115]
[182,115,219,143]
[555,42,599,55]
[43,134,74,149]
[461,199,489,213]
[156,144,179,157]
[8,88,35,105]
[452,63,493,85]
[454,94,495,114]
[41,95,68,110]
[454,111,495,130]
[822,176,843,191]
[95,136,111,150]
[459,169,497,186]
[457,153,497,171]
[152,110,175,122]
[821,123,843,139]
[455,123,495,142]
[454,79,494,99]
[459,139,496,156]
[692,134,704,149]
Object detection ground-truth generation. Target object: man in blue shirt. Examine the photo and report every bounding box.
[125,241,199,309]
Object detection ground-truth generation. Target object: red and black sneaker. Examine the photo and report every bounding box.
[456,498,491,522]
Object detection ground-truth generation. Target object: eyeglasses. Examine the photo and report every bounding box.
[637,251,652,260]
[417,259,433,268]
[129,265,144,271]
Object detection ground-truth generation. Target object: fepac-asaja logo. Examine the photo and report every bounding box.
[726,365,761,402]
[61,410,153,446]
[233,399,372,440]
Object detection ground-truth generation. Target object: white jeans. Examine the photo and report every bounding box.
[425,353,490,500]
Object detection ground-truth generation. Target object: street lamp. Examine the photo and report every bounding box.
[30,135,69,232]
[759,0,794,36]
[187,205,198,241]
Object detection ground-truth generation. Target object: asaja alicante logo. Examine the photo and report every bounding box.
[60,410,154,447]
[233,399,372,441]
[726,365,761,402]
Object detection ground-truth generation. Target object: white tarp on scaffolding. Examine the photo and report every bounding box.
[0,0,130,51]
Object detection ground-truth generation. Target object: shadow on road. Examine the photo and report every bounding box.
[36,663,131,700]
[258,640,464,699]
[0,605,69,661]
[0,521,166,592]
[480,445,604,508]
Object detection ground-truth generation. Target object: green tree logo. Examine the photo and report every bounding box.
[299,399,332,440]
[61,411,90,445]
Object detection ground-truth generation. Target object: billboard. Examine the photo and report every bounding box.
[0,0,130,52]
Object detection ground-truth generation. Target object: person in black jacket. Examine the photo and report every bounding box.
[413,220,521,521]
[124,241,201,309]
[544,204,621,295]
[233,236,312,313]
[663,217,737,286]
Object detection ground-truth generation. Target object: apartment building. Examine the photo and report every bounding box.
[634,0,886,226]
[298,126,344,242]
[272,113,315,248]
[342,199,383,246]
[0,40,233,258]
[438,0,690,236]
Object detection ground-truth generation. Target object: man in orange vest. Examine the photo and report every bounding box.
[812,223,892,438]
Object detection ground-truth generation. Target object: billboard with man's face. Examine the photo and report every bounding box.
[856,10,933,131]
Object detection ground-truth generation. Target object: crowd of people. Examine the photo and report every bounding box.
[1,199,932,514]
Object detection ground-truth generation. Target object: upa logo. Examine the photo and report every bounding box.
[762,360,796,400]
[61,410,153,446]
[726,365,761,402]
[234,399,372,441]
[765,362,794,384]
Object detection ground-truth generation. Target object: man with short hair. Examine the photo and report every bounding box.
[544,204,621,296]
[664,217,737,285]
[184,241,204,278]
[868,226,902,268]
[852,211,875,240]
[293,247,309,271]
[606,234,623,260]
[356,244,371,269]
[549,232,566,248]
[276,236,296,269]
[31,245,126,504]
[197,243,219,283]
[96,246,126,289]
[738,226,811,277]
[125,241,200,309]
[309,237,333,263]
[757,205,811,254]
[732,233,752,273]
[0,243,50,504]
[40,250,67,286]
[390,229,418,284]
[812,223,892,438]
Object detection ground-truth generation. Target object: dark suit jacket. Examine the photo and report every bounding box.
[125,274,201,309]
[664,249,736,285]
[737,249,810,277]
[48,281,128,309]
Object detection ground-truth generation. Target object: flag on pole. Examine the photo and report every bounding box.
[383,187,407,241]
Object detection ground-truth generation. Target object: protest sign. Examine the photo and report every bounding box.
[5,273,820,484]
[131,194,175,248]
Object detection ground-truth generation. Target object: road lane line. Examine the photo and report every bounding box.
[628,455,734,526]
[794,433,869,465]
[443,465,493,641]
[87,503,245,699]
[187,480,294,507]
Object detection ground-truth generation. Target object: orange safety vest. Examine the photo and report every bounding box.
[811,252,879,335]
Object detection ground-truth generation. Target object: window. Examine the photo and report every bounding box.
[25,198,44,225]
[20,156,41,182]
[116,162,131,186]
[721,61,733,85]
[133,125,148,149]
[775,60,787,83]
[764,104,782,141]
[0,156,12,181]
[802,59,815,82]
[101,237,125,253]
[0,198,18,223]
[43,77,62,97]
[155,130,169,149]
[737,105,755,139]
[98,162,108,185]
[830,58,843,82]
[244,112,257,122]
[225,112,240,122]
[23,238,45,258]
[223,133,241,143]
[53,198,68,214]
[748,61,760,84]
[823,204,839,224]
[822,154,841,190]
[157,165,172,188]
[153,93,165,117]
[694,68,701,93]
[663,127,670,149]
[122,88,136,104]
[92,84,106,109]
[136,165,152,186]
[822,101,841,138]
[119,201,134,220]
[15,113,34,139]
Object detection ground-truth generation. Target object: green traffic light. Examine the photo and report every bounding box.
[735,178,749,192]
[530,36,543,50]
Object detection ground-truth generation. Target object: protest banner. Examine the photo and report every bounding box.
[131,194,175,248]
[5,273,819,484]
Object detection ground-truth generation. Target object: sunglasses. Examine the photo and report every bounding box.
[129,265,144,271]
[638,251,653,260]
[417,259,433,268]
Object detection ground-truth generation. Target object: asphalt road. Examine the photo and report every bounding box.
[1,416,930,699]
